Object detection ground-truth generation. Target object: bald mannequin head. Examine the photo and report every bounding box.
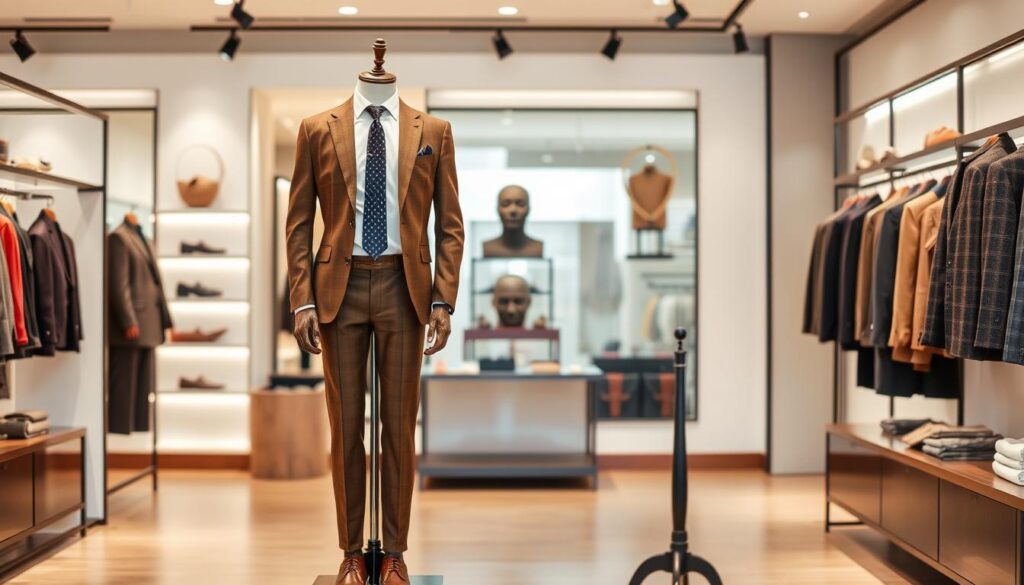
[497,185,530,231]
[492,274,532,328]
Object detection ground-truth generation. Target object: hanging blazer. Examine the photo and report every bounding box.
[108,222,172,348]
[3,210,41,357]
[28,212,81,355]
[286,97,464,325]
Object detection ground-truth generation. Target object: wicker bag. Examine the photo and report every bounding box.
[176,145,224,208]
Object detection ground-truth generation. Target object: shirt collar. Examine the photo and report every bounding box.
[353,88,399,122]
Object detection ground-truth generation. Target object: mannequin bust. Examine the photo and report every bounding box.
[482,185,544,258]
[492,274,532,328]
[629,164,672,230]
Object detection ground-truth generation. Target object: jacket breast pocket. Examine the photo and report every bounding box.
[420,244,431,263]
[316,245,332,263]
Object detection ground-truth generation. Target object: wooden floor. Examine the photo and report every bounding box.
[9,469,949,585]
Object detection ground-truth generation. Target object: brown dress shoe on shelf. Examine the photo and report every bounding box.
[178,376,226,391]
[336,553,367,585]
[170,327,228,343]
[380,556,410,585]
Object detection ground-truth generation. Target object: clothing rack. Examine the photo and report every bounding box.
[829,28,1024,427]
[0,187,56,205]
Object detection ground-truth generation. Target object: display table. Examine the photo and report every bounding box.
[250,388,328,479]
[418,370,600,488]
[827,424,1024,585]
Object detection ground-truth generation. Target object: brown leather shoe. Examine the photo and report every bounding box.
[336,553,367,585]
[380,556,409,584]
[170,327,228,343]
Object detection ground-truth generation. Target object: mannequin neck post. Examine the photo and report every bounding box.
[355,79,398,105]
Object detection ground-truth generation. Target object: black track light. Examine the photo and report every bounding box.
[492,29,512,60]
[732,24,749,53]
[665,1,689,29]
[231,0,255,30]
[601,30,622,60]
[9,30,35,63]
[219,30,241,61]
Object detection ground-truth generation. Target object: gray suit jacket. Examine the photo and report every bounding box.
[108,222,172,348]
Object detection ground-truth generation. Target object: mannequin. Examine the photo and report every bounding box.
[492,274,532,328]
[629,163,672,230]
[482,185,544,257]
[287,39,464,585]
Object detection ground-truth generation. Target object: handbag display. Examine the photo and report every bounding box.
[175,144,224,207]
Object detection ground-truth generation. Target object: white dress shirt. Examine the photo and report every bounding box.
[352,88,402,257]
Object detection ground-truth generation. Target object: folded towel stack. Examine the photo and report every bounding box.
[994,439,1024,485]
[880,418,933,436]
[0,410,50,439]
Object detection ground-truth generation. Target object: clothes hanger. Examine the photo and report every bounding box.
[42,196,56,221]
[124,206,139,227]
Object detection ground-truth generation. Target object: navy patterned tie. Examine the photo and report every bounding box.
[362,105,388,259]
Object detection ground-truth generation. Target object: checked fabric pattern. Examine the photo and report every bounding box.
[362,105,388,259]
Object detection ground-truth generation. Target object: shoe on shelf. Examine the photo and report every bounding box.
[176,281,222,298]
[178,376,226,391]
[335,553,367,585]
[180,240,227,255]
[380,556,410,585]
[170,327,228,343]
[924,126,962,149]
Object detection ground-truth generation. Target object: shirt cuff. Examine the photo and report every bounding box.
[294,304,316,315]
[431,302,454,315]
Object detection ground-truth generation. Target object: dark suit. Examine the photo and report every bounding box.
[107,222,172,434]
[28,212,80,356]
[1,209,41,357]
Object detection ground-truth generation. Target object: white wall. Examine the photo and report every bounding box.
[0,49,766,455]
[840,0,1024,432]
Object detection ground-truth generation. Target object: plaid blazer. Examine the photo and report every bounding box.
[921,135,1010,352]
[945,134,1016,360]
[975,149,1024,352]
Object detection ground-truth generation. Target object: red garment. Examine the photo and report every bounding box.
[0,215,27,345]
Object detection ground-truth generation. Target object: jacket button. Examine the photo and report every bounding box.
[345,257,351,265]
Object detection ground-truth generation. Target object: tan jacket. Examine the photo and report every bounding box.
[888,191,939,362]
[854,187,908,344]
[910,197,948,369]
[286,98,465,325]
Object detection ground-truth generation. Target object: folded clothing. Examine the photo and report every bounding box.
[995,452,1024,470]
[995,438,1024,462]
[902,423,997,447]
[0,418,49,439]
[881,418,932,436]
[922,445,996,461]
[3,410,48,423]
[994,461,1024,486]
[923,436,1001,450]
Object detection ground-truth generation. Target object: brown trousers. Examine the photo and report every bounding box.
[319,255,423,554]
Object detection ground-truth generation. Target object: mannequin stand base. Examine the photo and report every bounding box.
[313,576,442,585]
[628,552,722,585]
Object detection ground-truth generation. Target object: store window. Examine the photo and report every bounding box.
[433,93,698,419]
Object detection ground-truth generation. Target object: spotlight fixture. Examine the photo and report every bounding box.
[338,6,359,15]
[497,6,519,16]
[492,29,513,60]
[214,0,233,5]
[732,24,749,53]
[9,30,35,63]
[601,29,622,60]
[219,29,241,61]
[665,1,689,29]
[798,10,810,19]
[231,0,255,29]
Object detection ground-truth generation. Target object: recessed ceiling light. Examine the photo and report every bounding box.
[213,0,232,5]
[798,10,810,19]
[498,6,519,16]
[338,6,359,15]
[651,0,670,5]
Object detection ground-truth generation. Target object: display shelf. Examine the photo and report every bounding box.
[158,255,248,261]
[0,163,102,193]
[834,140,958,187]
[0,426,85,462]
[156,209,249,215]
[168,297,248,304]
[157,388,248,394]
[419,453,597,479]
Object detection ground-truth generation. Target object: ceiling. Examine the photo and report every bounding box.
[1,0,897,35]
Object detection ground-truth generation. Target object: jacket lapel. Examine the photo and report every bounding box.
[397,100,422,213]
[327,98,357,212]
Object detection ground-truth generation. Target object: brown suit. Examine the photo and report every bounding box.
[286,98,463,325]
[286,97,464,554]
[888,190,938,363]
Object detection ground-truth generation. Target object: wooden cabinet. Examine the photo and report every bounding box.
[828,434,881,523]
[940,482,1018,585]
[34,441,83,524]
[881,459,938,559]
[0,455,33,542]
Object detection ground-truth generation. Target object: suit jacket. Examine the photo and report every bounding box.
[108,222,172,348]
[910,197,947,369]
[975,149,1024,351]
[29,212,69,355]
[58,230,82,352]
[856,187,910,345]
[946,134,1016,360]
[286,98,465,325]
[838,195,881,348]
[4,209,41,357]
[889,185,943,362]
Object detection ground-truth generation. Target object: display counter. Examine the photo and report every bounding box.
[418,369,600,488]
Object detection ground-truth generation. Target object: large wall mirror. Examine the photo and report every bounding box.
[269,89,698,419]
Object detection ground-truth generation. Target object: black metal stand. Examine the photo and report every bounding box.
[364,333,385,585]
[629,328,721,585]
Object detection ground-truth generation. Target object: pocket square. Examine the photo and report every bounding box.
[416,145,433,157]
